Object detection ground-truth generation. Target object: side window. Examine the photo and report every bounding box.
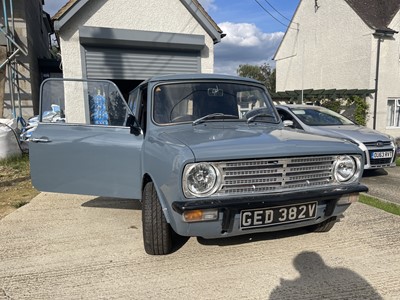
[88,82,127,126]
[39,80,66,123]
[40,79,128,126]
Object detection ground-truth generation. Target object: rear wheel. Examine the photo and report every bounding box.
[142,182,173,255]
[307,216,337,232]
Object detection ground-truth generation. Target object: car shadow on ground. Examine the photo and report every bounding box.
[81,197,142,210]
[362,169,388,178]
[196,226,312,247]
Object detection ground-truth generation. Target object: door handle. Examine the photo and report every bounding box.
[30,137,52,143]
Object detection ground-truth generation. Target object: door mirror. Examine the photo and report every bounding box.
[126,114,142,136]
[283,120,294,128]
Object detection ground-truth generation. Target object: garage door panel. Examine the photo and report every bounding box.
[85,47,200,79]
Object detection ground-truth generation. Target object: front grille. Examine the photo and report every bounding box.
[364,141,392,147]
[215,156,335,196]
[370,157,393,166]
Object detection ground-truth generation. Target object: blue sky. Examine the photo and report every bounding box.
[43,0,299,74]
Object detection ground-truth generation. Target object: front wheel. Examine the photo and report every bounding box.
[307,216,337,232]
[142,182,173,255]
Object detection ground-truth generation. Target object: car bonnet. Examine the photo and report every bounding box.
[161,124,363,162]
[309,125,391,144]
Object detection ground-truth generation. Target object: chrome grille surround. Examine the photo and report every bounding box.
[213,155,337,197]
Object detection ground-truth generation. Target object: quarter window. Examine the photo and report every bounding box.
[40,79,128,126]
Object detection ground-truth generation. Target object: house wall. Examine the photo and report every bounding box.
[58,0,216,123]
[0,0,51,119]
[275,0,373,93]
[24,0,52,116]
[371,9,400,137]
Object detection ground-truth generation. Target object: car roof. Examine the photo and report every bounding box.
[276,104,325,110]
[143,73,262,84]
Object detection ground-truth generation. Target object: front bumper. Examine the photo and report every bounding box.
[171,184,368,238]
[361,145,396,169]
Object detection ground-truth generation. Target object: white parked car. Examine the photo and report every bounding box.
[276,105,397,170]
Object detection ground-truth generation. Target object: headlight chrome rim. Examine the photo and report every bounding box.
[183,163,221,198]
[333,155,361,183]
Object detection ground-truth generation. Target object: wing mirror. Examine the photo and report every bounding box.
[126,114,142,136]
[283,120,294,128]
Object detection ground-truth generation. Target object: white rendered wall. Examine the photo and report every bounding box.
[58,0,215,123]
[369,9,400,137]
[275,0,373,92]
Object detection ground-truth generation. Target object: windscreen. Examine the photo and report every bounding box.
[291,107,355,126]
[152,81,277,124]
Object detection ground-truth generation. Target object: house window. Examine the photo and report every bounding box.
[387,99,400,127]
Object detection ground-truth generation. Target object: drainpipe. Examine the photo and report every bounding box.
[372,29,398,130]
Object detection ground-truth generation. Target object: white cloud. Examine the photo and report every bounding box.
[214,22,285,75]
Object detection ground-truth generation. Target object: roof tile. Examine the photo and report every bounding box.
[345,0,400,30]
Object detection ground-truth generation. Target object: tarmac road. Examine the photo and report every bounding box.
[0,192,399,299]
[362,166,400,205]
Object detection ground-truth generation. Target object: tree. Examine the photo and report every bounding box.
[237,63,276,93]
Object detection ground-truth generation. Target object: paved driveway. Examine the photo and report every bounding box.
[362,167,400,205]
[0,192,399,299]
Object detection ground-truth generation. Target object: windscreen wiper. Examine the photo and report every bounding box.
[192,113,239,126]
[246,113,276,124]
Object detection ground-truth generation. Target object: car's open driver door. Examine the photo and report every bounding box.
[29,79,143,199]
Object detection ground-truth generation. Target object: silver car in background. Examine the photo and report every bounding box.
[276,104,397,170]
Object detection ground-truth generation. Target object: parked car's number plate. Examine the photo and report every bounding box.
[371,151,393,159]
[240,202,317,230]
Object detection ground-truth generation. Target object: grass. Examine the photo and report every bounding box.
[0,154,39,219]
[13,200,30,208]
[360,194,400,216]
[396,157,400,167]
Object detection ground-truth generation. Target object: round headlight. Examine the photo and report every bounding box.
[184,163,219,197]
[334,155,357,182]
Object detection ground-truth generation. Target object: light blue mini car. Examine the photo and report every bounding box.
[30,75,368,255]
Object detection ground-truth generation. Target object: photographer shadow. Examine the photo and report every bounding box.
[269,251,382,299]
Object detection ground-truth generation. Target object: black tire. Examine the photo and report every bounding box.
[142,182,173,255]
[307,216,337,233]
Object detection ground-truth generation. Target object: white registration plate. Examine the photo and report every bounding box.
[240,202,317,230]
[371,151,393,159]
